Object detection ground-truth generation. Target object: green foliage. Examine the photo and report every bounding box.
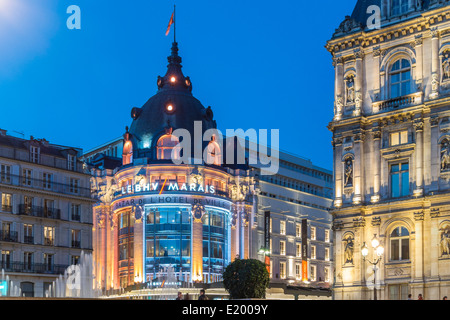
[223,259,270,299]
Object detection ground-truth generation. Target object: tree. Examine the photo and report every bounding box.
[223,259,270,299]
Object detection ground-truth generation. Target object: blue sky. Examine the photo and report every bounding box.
[0,0,356,170]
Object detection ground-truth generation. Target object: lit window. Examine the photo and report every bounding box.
[311,245,316,260]
[157,134,180,160]
[311,226,316,240]
[296,243,301,258]
[280,240,286,256]
[296,223,301,238]
[390,131,408,146]
[390,162,409,198]
[325,247,330,261]
[390,227,410,261]
[310,265,317,282]
[390,59,411,98]
[279,262,286,279]
[122,140,133,165]
[280,221,286,235]
[295,264,301,280]
[325,230,330,243]
[324,267,330,283]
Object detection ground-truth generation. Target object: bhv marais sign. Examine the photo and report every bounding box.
[113,194,232,211]
[121,182,216,195]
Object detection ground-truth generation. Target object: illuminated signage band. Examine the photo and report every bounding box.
[122,182,216,195]
[113,194,231,211]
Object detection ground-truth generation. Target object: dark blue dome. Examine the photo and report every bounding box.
[128,42,217,160]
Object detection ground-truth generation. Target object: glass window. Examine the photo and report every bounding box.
[279,262,286,279]
[296,223,301,238]
[311,227,316,240]
[69,178,79,194]
[43,173,52,189]
[325,230,330,242]
[311,245,316,260]
[44,227,54,246]
[280,221,286,235]
[0,165,11,183]
[310,265,317,281]
[295,264,301,280]
[30,146,40,164]
[325,247,330,261]
[1,193,12,212]
[156,134,180,160]
[390,227,410,261]
[390,131,408,146]
[296,243,301,258]
[325,267,330,282]
[391,0,409,16]
[280,240,286,256]
[68,155,76,171]
[391,162,409,198]
[22,169,32,186]
[390,59,411,98]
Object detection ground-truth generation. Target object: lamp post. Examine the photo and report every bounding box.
[361,234,384,300]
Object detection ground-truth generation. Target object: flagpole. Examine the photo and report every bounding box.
[174,4,176,43]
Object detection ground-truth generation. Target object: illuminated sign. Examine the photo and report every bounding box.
[0,281,8,296]
[121,182,216,195]
[113,194,232,211]
[301,219,308,282]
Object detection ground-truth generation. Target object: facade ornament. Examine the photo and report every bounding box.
[191,203,205,223]
[97,212,106,229]
[414,210,424,221]
[354,49,364,60]
[414,119,424,132]
[343,234,354,265]
[441,138,450,172]
[373,46,381,57]
[431,27,439,39]
[333,220,344,231]
[431,116,440,127]
[442,50,450,81]
[132,204,143,223]
[353,217,366,228]
[109,213,117,231]
[344,158,353,187]
[371,217,382,226]
[335,95,344,120]
[334,16,363,37]
[431,73,440,95]
[354,91,362,116]
[431,208,440,218]
[440,225,450,257]
[345,75,355,104]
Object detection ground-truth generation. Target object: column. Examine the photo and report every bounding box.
[133,210,144,285]
[334,57,344,120]
[415,36,424,91]
[414,118,424,195]
[354,49,364,116]
[353,130,365,204]
[430,27,440,98]
[333,137,343,207]
[372,124,381,202]
[413,211,424,283]
[191,208,203,282]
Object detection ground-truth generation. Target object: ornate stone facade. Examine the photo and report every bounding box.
[327,0,450,300]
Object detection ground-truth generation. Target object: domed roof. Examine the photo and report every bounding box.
[128,42,217,160]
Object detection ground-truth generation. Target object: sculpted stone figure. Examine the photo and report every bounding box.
[441,141,450,172]
[443,52,450,80]
[343,236,354,264]
[344,159,353,187]
[441,229,450,256]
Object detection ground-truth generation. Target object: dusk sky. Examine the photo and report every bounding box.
[0,0,357,170]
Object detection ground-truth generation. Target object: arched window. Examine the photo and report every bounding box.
[205,135,221,166]
[157,134,180,160]
[390,226,410,261]
[390,59,411,98]
[391,0,409,16]
[122,140,133,165]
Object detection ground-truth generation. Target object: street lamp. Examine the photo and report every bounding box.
[361,234,384,300]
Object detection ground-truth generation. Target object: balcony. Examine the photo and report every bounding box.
[0,230,18,242]
[18,204,61,220]
[372,92,423,113]
[71,240,81,248]
[23,235,34,244]
[44,238,54,246]
[0,261,68,275]
[0,173,91,198]
[1,205,12,213]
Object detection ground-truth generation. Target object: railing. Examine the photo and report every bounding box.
[23,236,34,244]
[0,173,91,198]
[71,240,81,248]
[0,230,18,242]
[1,205,12,213]
[44,238,54,246]
[0,261,68,275]
[71,214,81,222]
[18,204,61,220]
[373,92,423,113]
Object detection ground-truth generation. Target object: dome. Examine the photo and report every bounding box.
[128,42,217,161]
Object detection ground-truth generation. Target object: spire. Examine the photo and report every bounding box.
[157,42,193,93]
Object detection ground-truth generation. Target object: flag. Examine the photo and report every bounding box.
[165,11,174,36]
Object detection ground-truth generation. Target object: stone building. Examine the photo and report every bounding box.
[327,0,450,300]
[0,130,94,297]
